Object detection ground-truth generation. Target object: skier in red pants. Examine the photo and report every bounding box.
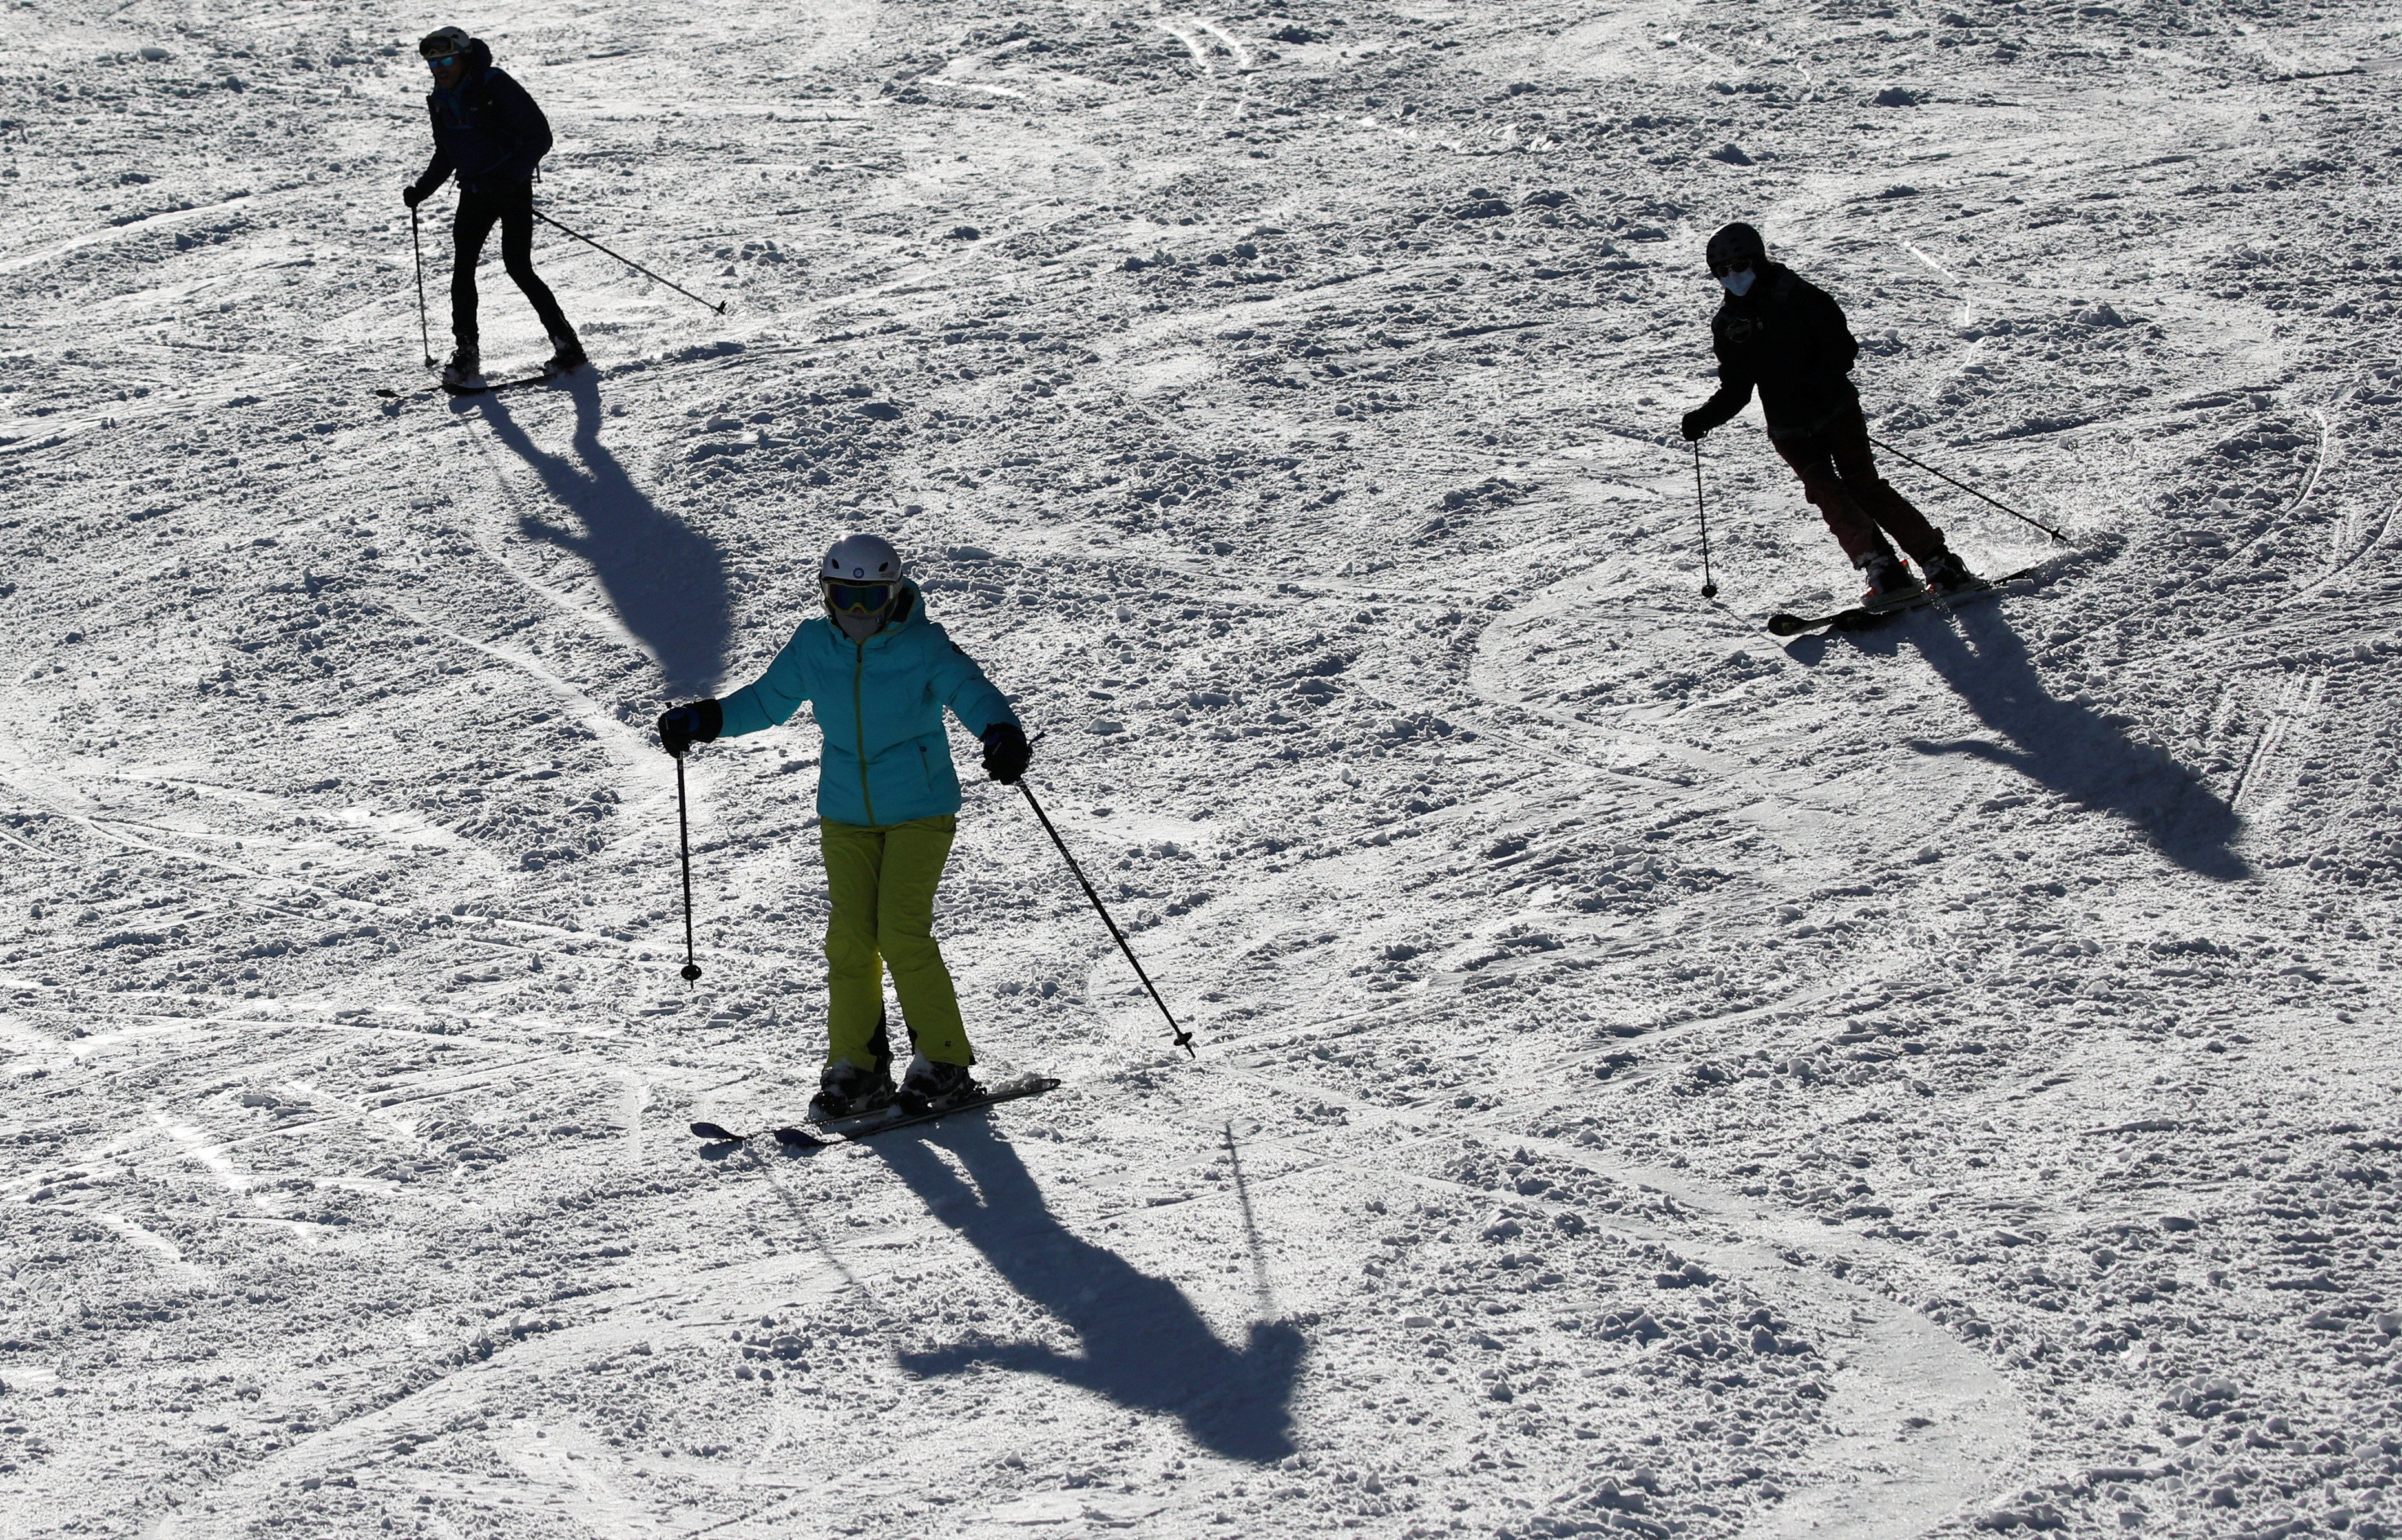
[1679,223,1976,608]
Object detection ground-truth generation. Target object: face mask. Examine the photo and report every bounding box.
[1718,267,1757,297]
[835,608,886,640]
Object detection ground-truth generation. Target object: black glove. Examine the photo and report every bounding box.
[402,182,430,210]
[1680,410,1709,442]
[981,723,1030,785]
[658,698,722,758]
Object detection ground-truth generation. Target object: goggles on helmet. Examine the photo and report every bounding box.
[823,579,897,615]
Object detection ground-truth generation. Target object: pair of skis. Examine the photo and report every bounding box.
[1766,566,2041,637]
[692,1074,1061,1150]
[373,360,583,402]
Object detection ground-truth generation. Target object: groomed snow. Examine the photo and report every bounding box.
[4,0,2401,1536]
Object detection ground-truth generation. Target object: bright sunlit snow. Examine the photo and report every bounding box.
[5,1,2401,1536]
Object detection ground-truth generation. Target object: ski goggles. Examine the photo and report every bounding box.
[424,52,462,68]
[823,579,897,614]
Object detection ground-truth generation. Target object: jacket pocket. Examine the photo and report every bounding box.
[917,744,935,791]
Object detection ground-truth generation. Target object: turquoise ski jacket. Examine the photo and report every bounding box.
[716,585,1019,828]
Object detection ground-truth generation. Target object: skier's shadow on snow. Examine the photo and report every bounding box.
[466,374,731,697]
[868,1122,1306,1462]
[1812,607,2248,879]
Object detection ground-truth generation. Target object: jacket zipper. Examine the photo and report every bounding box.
[919,744,934,789]
[851,638,877,827]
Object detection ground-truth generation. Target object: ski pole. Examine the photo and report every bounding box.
[1692,439,1718,599]
[531,209,730,317]
[1868,436,2068,543]
[1016,780,1195,1059]
[673,751,702,986]
[410,206,433,368]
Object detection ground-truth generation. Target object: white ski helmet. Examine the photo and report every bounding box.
[823,532,903,587]
[820,533,906,635]
[418,25,474,61]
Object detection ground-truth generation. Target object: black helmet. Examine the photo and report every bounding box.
[1706,222,1767,276]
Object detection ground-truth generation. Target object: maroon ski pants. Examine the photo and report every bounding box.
[1771,418,1947,567]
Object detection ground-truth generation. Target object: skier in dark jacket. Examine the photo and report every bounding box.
[402,26,583,386]
[1680,223,1975,608]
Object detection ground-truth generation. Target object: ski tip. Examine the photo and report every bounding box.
[690,1121,745,1143]
[1766,614,1810,638]
[771,1126,830,1149]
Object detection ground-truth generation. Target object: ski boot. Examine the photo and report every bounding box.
[1921,547,1981,596]
[1857,552,1925,610]
[897,1057,981,1118]
[440,343,482,388]
[544,329,588,377]
[808,1059,896,1123]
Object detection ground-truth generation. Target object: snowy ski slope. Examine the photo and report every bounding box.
[4,0,2401,1535]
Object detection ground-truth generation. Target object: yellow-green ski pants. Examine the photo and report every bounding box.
[819,815,971,1070]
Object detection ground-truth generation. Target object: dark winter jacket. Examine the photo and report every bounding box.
[1687,263,1863,441]
[410,42,551,198]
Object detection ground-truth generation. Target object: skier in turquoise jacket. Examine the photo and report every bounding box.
[657,534,1032,1121]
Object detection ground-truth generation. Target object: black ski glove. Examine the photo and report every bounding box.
[1679,409,1710,442]
[402,182,430,210]
[658,698,722,758]
[981,723,1030,786]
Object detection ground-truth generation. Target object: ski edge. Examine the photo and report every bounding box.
[774,1076,1063,1148]
[375,362,586,401]
[441,368,563,398]
[691,1077,1062,1151]
[1766,565,2045,637]
[1766,591,1941,636]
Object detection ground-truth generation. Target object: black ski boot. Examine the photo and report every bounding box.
[441,343,482,388]
[545,330,587,376]
[808,1060,896,1123]
[1857,552,1925,610]
[897,1058,980,1117]
[1921,547,1980,595]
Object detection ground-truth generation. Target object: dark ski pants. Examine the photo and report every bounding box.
[1772,416,1947,568]
[450,185,573,348]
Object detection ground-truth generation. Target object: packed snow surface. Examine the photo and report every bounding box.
[5,0,2402,1535]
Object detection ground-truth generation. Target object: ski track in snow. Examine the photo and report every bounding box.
[6,0,2402,1537]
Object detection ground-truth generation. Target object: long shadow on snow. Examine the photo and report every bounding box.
[871,1120,1305,1462]
[1861,605,2250,879]
[468,373,731,698]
